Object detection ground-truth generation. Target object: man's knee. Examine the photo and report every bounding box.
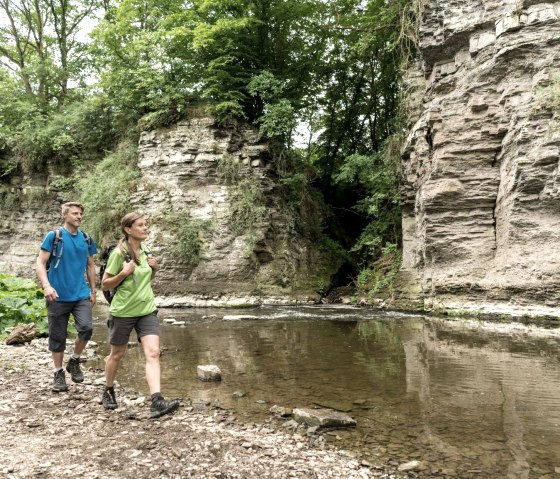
[48,332,67,352]
[77,328,93,342]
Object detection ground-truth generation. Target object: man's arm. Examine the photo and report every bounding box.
[86,255,97,304]
[36,249,58,301]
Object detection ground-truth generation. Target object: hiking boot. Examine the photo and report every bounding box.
[65,356,84,383]
[101,388,118,410]
[150,397,180,419]
[52,369,68,392]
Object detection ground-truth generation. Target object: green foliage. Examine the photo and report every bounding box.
[216,154,241,185]
[90,0,198,129]
[257,100,296,143]
[535,71,560,115]
[76,146,141,244]
[0,86,118,174]
[356,243,402,301]
[333,150,401,261]
[230,178,266,238]
[0,275,48,338]
[161,212,211,266]
[248,72,296,143]
[0,189,21,212]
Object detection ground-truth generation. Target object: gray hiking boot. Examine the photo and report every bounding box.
[66,356,84,383]
[52,369,68,392]
[150,397,180,419]
[101,388,118,410]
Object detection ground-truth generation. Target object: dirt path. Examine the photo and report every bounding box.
[0,340,405,479]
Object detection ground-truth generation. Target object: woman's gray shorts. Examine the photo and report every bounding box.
[107,311,159,345]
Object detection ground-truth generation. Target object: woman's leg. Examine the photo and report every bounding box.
[105,344,127,387]
[140,334,161,395]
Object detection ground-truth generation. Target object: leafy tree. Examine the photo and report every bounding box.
[0,0,108,173]
[90,0,194,129]
[0,0,101,109]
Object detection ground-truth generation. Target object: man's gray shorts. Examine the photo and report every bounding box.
[107,311,159,346]
[46,299,93,352]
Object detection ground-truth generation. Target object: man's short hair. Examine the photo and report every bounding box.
[61,202,84,218]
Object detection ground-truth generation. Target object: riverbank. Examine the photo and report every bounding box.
[0,339,406,479]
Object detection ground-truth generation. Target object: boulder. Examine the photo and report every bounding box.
[197,365,222,381]
[6,323,37,345]
[293,408,356,428]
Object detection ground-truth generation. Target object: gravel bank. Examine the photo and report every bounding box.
[0,340,405,479]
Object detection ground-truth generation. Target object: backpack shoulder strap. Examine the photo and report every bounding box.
[121,245,132,262]
[81,231,92,251]
[49,228,64,270]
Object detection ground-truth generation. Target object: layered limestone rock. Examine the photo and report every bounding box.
[0,186,60,278]
[399,0,560,315]
[130,117,341,305]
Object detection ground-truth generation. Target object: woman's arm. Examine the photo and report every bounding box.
[101,260,136,291]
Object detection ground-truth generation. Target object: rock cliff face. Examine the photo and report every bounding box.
[399,0,560,315]
[0,118,341,305]
[0,179,60,278]
[132,117,341,306]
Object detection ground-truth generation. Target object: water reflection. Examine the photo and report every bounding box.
[91,305,560,478]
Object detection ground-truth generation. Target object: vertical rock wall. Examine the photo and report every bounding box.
[132,117,341,306]
[0,184,60,278]
[400,0,560,315]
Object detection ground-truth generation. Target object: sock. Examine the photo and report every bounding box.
[71,354,80,360]
[151,392,163,402]
[54,367,63,373]
[104,385,115,392]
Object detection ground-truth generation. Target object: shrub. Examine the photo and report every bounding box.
[76,146,141,245]
[160,211,211,267]
[0,274,48,338]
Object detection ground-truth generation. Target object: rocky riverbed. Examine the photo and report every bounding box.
[0,339,414,479]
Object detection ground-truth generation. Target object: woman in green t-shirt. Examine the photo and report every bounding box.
[100,212,179,418]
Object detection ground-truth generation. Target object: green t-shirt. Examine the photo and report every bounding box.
[106,245,156,317]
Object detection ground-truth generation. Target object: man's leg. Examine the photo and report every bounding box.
[66,299,93,383]
[47,301,71,392]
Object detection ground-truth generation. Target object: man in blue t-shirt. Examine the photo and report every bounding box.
[36,202,98,392]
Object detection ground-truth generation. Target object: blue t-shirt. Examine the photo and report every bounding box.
[40,228,97,302]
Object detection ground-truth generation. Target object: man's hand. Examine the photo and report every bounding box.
[44,285,59,302]
[90,289,97,305]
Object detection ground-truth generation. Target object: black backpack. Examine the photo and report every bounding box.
[99,244,132,304]
[46,228,92,271]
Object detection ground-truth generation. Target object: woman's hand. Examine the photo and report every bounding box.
[147,254,159,272]
[122,259,136,276]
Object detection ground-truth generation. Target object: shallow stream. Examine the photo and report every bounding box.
[91,305,560,478]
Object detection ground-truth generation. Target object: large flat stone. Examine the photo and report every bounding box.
[293,408,356,428]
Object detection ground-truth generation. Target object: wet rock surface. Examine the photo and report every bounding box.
[398,0,560,316]
[0,340,409,479]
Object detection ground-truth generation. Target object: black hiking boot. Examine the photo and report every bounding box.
[66,356,84,383]
[150,397,180,419]
[52,369,68,392]
[101,388,118,410]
